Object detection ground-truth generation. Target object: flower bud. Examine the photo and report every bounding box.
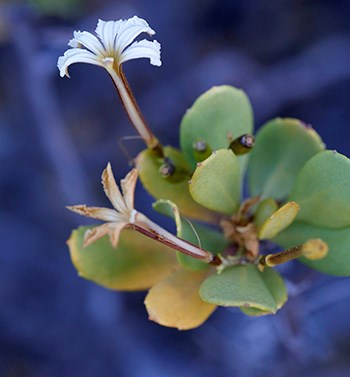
[159,157,188,183]
[192,139,212,162]
[229,134,255,155]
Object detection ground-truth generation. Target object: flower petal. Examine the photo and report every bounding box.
[144,269,216,330]
[120,39,161,66]
[95,19,123,54]
[57,48,103,77]
[83,223,111,247]
[114,16,155,54]
[68,30,106,56]
[108,221,128,248]
[67,204,123,222]
[101,163,128,214]
[120,169,138,211]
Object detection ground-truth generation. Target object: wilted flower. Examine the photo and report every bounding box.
[68,163,214,262]
[67,163,138,247]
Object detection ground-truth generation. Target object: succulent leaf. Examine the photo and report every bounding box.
[274,221,350,276]
[240,265,287,316]
[254,198,278,230]
[180,85,253,169]
[199,265,287,313]
[189,149,241,215]
[289,150,350,228]
[144,269,216,330]
[248,118,324,200]
[136,146,218,223]
[67,226,176,290]
[258,201,300,240]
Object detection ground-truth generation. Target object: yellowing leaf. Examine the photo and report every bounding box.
[145,269,216,330]
[259,201,300,240]
[68,226,177,291]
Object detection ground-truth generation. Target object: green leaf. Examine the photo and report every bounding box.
[289,150,350,228]
[258,201,300,240]
[199,264,287,313]
[240,265,287,316]
[274,221,350,276]
[67,226,176,291]
[180,85,253,169]
[189,149,241,215]
[152,199,183,236]
[153,200,228,271]
[248,118,324,200]
[254,198,278,230]
[136,147,218,223]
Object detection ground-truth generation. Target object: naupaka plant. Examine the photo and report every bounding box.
[59,16,350,330]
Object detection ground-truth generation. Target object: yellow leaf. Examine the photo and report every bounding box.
[259,201,300,240]
[144,269,216,330]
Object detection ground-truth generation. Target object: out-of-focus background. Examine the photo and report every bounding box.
[1,0,350,376]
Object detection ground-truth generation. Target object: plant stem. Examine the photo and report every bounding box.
[260,245,303,267]
[129,212,218,264]
[106,65,160,150]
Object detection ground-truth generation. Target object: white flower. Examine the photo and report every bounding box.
[67,163,138,247]
[57,16,161,78]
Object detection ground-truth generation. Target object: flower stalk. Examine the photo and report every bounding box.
[259,238,328,268]
[106,65,160,149]
[128,216,214,263]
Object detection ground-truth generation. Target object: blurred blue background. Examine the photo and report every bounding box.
[1,0,350,376]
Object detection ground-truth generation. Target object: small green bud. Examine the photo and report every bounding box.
[229,134,255,155]
[159,157,188,183]
[192,139,212,162]
[159,158,175,177]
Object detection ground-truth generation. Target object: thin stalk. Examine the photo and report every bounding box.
[130,212,219,264]
[106,65,160,150]
[260,245,303,267]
